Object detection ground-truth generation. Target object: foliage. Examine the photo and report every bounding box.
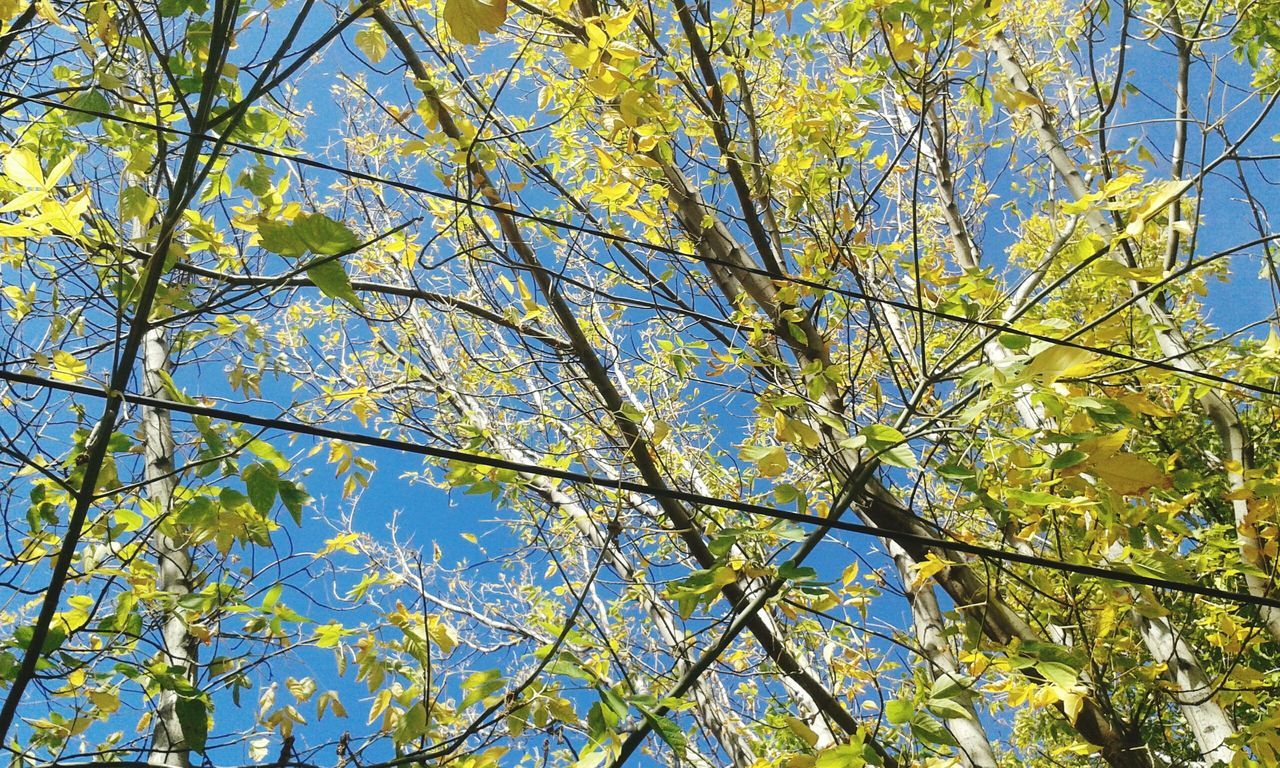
[2,0,1280,766]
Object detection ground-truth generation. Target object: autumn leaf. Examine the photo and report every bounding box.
[51,350,87,383]
[741,444,789,477]
[1124,179,1194,237]
[1069,430,1171,495]
[784,715,820,748]
[1023,344,1100,382]
[354,24,387,63]
[4,147,43,189]
[442,0,507,45]
[1086,452,1171,496]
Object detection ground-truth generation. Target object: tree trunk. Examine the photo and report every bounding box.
[905,97,1240,765]
[989,26,1280,646]
[142,328,196,768]
[890,546,999,768]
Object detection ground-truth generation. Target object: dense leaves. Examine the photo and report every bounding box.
[3,0,1280,766]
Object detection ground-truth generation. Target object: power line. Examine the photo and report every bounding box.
[4,91,1280,400]
[3,366,1279,611]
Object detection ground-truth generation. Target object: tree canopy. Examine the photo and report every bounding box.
[2,0,1280,766]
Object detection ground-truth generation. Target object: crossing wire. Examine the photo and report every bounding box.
[3,366,1279,611]
[3,91,1280,400]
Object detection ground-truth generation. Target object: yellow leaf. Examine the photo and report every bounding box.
[1262,327,1280,358]
[354,25,387,63]
[0,189,46,212]
[427,615,459,652]
[778,416,821,449]
[51,350,86,383]
[1124,179,1193,237]
[1077,429,1129,460]
[443,0,507,45]
[784,715,820,748]
[756,445,788,478]
[1080,450,1170,496]
[563,41,596,69]
[712,565,738,587]
[34,0,58,24]
[1116,392,1171,418]
[318,532,361,557]
[912,553,953,588]
[583,21,606,48]
[1060,688,1085,724]
[1024,344,1099,382]
[44,152,75,187]
[89,688,120,716]
[5,147,43,189]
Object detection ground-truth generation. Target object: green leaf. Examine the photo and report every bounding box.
[306,259,365,311]
[64,90,111,125]
[929,674,972,702]
[175,695,209,753]
[459,668,505,709]
[859,424,916,468]
[600,686,629,720]
[910,716,957,747]
[546,655,594,683]
[925,697,972,720]
[815,743,867,768]
[1035,660,1078,689]
[354,25,388,63]
[177,496,216,527]
[293,213,361,255]
[277,480,310,525]
[776,562,818,582]
[638,707,687,758]
[399,702,428,738]
[244,438,290,471]
[1048,450,1088,470]
[13,625,66,655]
[243,462,279,515]
[262,583,284,612]
[884,699,913,725]
[256,218,306,257]
[256,213,360,258]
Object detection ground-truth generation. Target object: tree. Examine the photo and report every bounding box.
[3,0,1280,766]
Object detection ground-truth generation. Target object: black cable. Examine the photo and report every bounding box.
[4,366,1279,611]
[3,91,1280,400]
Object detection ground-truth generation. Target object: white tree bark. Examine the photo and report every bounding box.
[142,328,196,768]
[890,545,999,768]
[925,42,1242,762]
[400,319,761,766]
[989,28,1280,647]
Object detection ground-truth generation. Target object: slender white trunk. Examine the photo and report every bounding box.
[404,321,760,766]
[989,28,1280,646]
[964,37,1244,762]
[142,328,195,768]
[1137,614,1234,765]
[890,546,999,768]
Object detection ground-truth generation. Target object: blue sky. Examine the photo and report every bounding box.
[5,0,1280,764]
